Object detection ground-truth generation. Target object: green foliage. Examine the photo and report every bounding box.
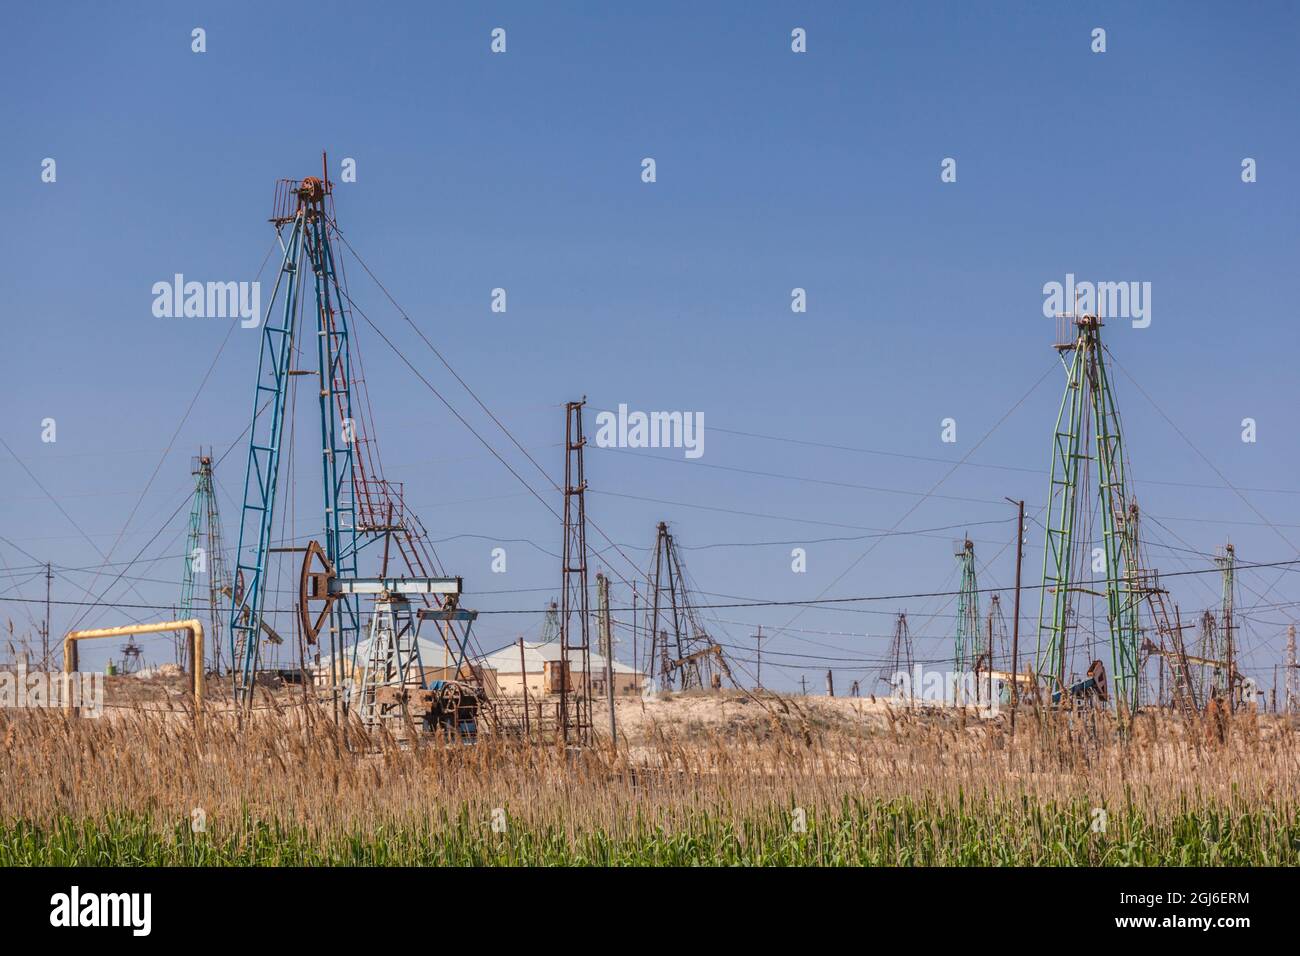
[3,798,1296,867]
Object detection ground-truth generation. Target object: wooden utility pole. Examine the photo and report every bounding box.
[597,572,616,747]
[1006,498,1025,733]
[800,675,807,696]
[754,625,763,690]
[43,562,52,670]
[1220,543,1236,714]
[825,669,834,697]
[987,610,994,665]
[1225,614,1235,714]
[1225,617,1235,714]
[1286,624,1298,716]
[518,637,530,738]
[986,603,995,707]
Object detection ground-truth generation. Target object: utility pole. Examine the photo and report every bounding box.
[43,562,52,670]
[800,675,807,696]
[825,669,834,697]
[1286,624,1297,716]
[1218,543,1236,713]
[1006,498,1024,733]
[753,625,763,690]
[597,572,616,747]
[518,637,530,738]
[985,598,995,706]
[987,604,994,668]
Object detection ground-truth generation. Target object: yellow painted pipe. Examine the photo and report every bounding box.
[64,619,204,715]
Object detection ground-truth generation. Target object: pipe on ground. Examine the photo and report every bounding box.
[63,619,204,715]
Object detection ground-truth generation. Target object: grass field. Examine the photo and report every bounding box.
[2,693,1297,866]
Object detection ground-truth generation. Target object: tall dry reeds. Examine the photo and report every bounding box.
[1,701,1296,864]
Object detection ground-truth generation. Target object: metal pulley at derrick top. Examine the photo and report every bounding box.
[297,538,464,645]
[298,176,326,202]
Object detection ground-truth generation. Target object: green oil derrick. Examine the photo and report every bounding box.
[1215,543,1236,705]
[539,600,560,644]
[179,454,230,673]
[954,539,980,672]
[1036,315,1143,714]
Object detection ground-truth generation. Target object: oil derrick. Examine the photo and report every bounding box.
[1036,312,1190,716]
[1215,543,1238,711]
[538,601,560,644]
[229,160,479,721]
[973,594,1012,709]
[953,538,980,671]
[558,399,593,744]
[1195,609,1225,703]
[229,169,361,706]
[118,640,144,676]
[879,612,913,696]
[982,593,1009,668]
[649,522,687,688]
[648,521,724,691]
[179,452,230,673]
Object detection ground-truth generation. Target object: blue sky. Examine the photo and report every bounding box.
[2,2,1297,695]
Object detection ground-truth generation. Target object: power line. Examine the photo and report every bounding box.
[13,554,1292,616]
[677,417,1300,497]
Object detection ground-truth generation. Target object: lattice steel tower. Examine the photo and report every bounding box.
[180,452,231,674]
[648,521,723,691]
[1215,543,1237,711]
[1196,609,1225,702]
[558,400,593,744]
[984,593,1009,668]
[228,167,361,708]
[954,538,980,671]
[880,611,914,696]
[1035,313,1184,715]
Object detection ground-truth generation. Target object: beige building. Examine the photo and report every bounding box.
[314,635,495,689]
[476,640,644,698]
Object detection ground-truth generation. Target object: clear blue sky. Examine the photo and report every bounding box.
[2,1,1297,696]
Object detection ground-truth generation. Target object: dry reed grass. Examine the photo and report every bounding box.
[1,699,1296,865]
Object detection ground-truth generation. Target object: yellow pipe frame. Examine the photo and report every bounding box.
[63,618,204,715]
